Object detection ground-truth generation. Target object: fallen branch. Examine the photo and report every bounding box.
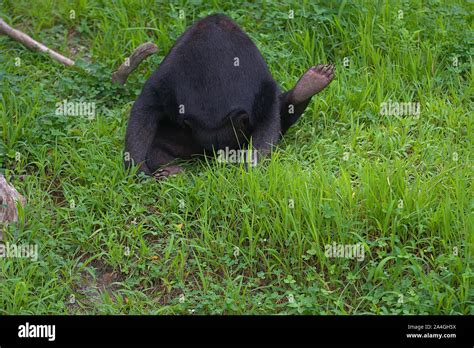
[112,42,158,85]
[0,17,157,83]
[0,174,26,240]
[0,18,75,66]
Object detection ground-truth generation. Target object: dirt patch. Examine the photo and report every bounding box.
[67,27,92,62]
[68,256,124,312]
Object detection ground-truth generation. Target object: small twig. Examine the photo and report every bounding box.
[112,42,158,85]
[0,18,75,66]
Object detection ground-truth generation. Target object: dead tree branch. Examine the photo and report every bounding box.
[0,18,75,66]
[0,174,26,240]
[112,42,158,85]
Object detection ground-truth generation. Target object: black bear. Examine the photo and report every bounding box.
[125,14,334,179]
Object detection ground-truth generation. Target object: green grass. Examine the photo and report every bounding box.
[0,0,472,314]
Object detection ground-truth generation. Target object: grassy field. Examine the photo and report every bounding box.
[0,0,472,314]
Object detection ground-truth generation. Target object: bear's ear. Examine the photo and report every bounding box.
[230,110,249,130]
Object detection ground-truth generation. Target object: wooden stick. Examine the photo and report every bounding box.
[0,174,26,240]
[112,42,158,85]
[0,18,156,82]
[0,18,75,66]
